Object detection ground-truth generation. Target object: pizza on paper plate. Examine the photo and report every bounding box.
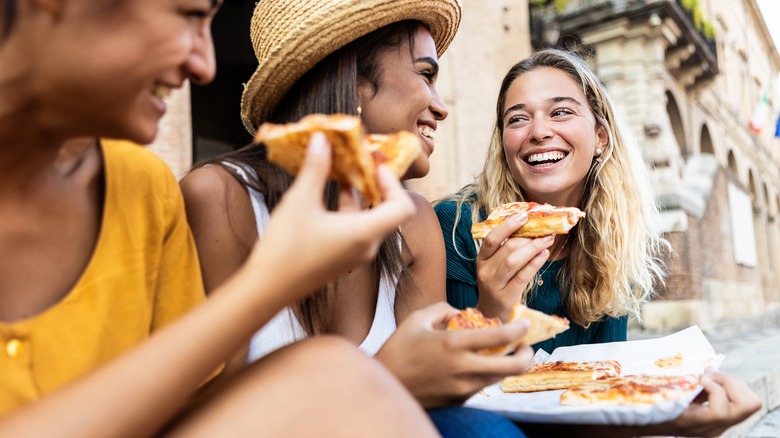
[255,114,421,205]
[471,202,586,239]
[446,304,569,355]
[559,374,700,406]
[501,360,622,393]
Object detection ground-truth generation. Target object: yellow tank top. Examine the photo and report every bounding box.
[0,140,205,415]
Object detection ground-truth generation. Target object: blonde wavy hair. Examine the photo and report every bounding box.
[436,49,668,326]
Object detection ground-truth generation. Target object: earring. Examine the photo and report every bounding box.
[595,147,603,155]
[357,106,363,116]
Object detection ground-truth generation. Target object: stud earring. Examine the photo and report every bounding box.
[595,147,603,155]
[357,106,363,116]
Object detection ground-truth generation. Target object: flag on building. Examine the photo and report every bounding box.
[775,113,780,139]
[749,93,769,134]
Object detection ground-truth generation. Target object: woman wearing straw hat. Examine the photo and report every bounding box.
[0,0,439,436]
[182,0,535,436]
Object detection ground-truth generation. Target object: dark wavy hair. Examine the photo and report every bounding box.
[196,20,424,336]
[1,0,17,40]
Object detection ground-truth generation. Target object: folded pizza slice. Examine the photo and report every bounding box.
[364,131,421,178]
[446,304,569,356]
[501,360,622,393]
[471,202,586,239]
[560,374,700,406]
[255,114,382,205]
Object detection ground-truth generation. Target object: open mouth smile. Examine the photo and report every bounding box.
[524,151,568,167]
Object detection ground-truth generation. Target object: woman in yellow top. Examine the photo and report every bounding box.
[0,0,435,437]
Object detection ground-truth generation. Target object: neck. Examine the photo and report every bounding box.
[548,234,570,261]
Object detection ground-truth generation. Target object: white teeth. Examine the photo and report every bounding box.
[418,126,436,140]
[152,84,172,100]
[527,151,566,163]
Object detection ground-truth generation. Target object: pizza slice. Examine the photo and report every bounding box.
[471,202,586,239]
[501,360,622,393]
[255,114,382,205]
[364,131,421,178]
[446,304,569,356]
[559,374,700,406]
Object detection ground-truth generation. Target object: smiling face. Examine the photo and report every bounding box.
[357,25,448,180]
[35,0,219,144]
[501,67,607,207]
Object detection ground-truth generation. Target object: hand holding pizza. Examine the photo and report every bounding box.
[659,370,761,437]
[475,212,555,321]
[374,302,534,409]
[246,132,416,302]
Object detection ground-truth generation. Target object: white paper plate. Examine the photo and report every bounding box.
[465,326,723,425]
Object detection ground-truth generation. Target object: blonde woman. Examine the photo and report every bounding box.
[435,48,761,437]
[435,49,666,353]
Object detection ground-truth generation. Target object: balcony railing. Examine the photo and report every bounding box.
[530,0,718,84]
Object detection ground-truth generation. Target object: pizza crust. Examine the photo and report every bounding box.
[364,132,421,178]
[446,304,569,356]
[501,360,622,393]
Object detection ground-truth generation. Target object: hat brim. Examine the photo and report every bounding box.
[240,0,462,135]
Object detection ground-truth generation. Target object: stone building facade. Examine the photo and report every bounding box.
[150,0,779,330]
[526,0,780,330]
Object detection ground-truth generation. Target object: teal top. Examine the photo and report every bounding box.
[434,199,627,354]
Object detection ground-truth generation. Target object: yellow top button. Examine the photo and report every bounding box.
[6,339,25,358]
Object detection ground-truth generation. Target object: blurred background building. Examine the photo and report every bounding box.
[150,0,780,332]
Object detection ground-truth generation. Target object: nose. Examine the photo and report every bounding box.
[529,117,553,143]
[185,25,217,85]
[430,89,449,121]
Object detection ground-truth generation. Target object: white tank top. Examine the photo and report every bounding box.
[220,162,399,362]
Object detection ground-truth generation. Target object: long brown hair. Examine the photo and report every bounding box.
[1,0,17,40]
[197,20,422,335]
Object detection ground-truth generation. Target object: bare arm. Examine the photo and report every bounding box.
[180,166,258,293]
[180,166,258,373]
[394,192,447,323]
[0,134,416,438]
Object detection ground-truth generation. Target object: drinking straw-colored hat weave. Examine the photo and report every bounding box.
[240,0,462,134]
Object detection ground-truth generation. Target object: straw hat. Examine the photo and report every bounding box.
[240,0,462,134]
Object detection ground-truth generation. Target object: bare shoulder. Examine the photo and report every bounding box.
[401,191,444,248]
[180,165,258,291]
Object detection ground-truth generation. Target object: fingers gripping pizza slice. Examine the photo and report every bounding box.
[255,114,421,205]
[446,304,569,356]
[471,202,586,239]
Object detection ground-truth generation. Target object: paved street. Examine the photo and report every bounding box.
[629,309,780,437]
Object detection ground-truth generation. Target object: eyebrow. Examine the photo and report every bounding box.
[415,57,439,75]
[502,96,583,119]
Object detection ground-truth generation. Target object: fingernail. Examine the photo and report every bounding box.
[513,212,528,222]
[309,132,327,154]
[542,235,555,243]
